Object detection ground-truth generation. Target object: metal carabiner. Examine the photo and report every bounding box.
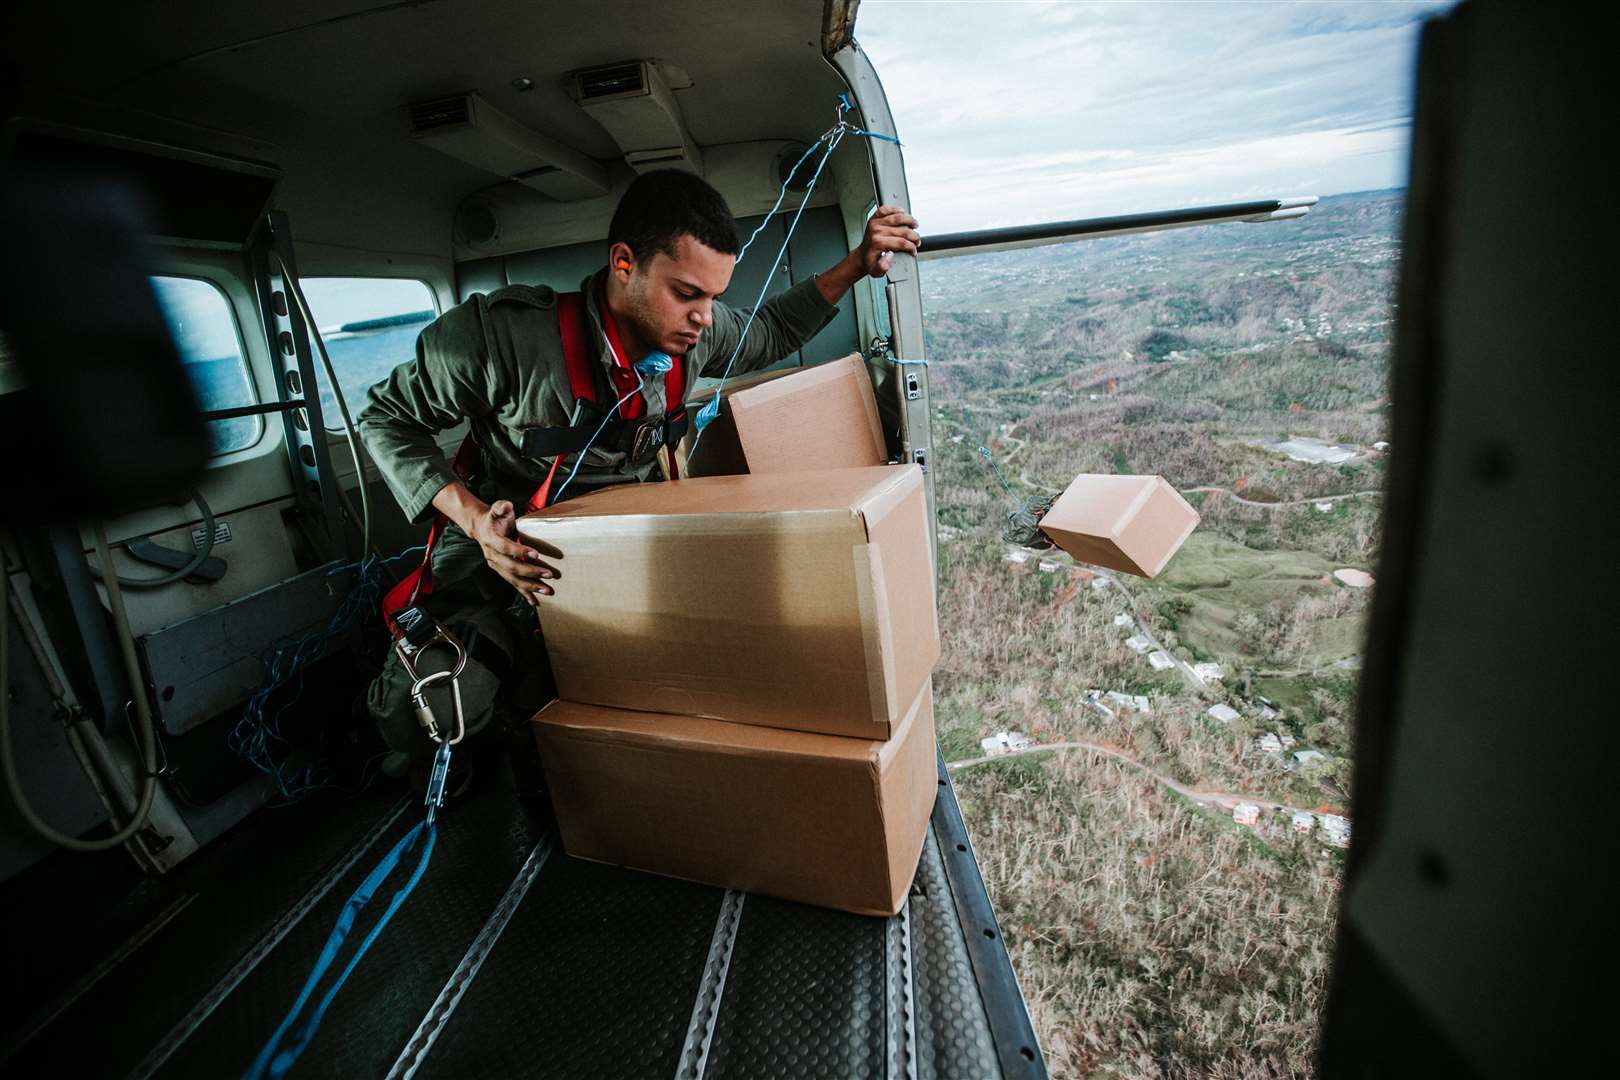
[393,625,468,684]
[408,668,466,747]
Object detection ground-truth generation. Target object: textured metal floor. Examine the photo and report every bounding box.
[3,763,1046,1079]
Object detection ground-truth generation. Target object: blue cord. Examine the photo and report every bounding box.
[686,96,901,461]
[228,546,420,802]
[850,127,902,145]
[979,445,1018,499]
[688,129,843,454]
[550,351,673,504]
[242,820,437,1079]
[735,138,828,264]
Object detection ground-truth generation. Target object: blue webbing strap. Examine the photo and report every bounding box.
[242,820,437,1080]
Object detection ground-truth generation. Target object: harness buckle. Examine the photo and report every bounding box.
[394,607,468,747]
[626,414,668,466]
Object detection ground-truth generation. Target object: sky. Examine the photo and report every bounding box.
[856,0,1455,233]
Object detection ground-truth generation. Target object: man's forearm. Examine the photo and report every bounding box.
[814,251,866,306]
[431,480,488,536]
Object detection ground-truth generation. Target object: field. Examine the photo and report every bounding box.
[922,190,1401,1077]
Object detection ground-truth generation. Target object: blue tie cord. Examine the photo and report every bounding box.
[688,114,847,451]
[241,820,438,1079]
[850,126,902,145]
[230,546,425,803]
[689,96,902,456]
[550,350,673,503]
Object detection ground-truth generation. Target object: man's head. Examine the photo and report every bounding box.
[606,170,739,356]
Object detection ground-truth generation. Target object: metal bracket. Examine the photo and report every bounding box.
[248,211,341,561]
[930,752,1048,1077]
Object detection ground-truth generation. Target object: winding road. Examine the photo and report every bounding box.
[948,738,1327,819]
[1182,486,1383,508]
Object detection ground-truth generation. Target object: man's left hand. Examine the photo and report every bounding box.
[858,205,921,277]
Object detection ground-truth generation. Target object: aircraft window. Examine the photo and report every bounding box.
[150,275,262,455]
[298,278,438,429]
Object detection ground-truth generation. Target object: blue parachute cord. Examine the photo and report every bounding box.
[549,378,643,504]
[242,819,437,1080]
[549,349,674,504]
[687,129,843,462]
[734,136,829,265]
[978,445,1018,499]
[849,127,901,145]
[229,547,415,801]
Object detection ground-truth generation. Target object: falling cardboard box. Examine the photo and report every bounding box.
[680,353,888,478]
[1038,475,1200,578]
[533,682,938,917]
[516,465,938,740]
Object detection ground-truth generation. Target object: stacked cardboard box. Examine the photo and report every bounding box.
[677,353,887,478]
[520,362,936,916]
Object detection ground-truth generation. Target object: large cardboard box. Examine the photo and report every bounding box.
[517,465,938,740]
[533,683,938,916]
[680,353,887,478]
[1037,474,1200,578]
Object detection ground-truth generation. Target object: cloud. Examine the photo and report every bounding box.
[911,124,1413,231]
[856,0,1453,230]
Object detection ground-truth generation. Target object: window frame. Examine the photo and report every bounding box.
[149,271,267,459]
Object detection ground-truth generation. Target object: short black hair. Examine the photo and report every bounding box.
[608,169,740,263]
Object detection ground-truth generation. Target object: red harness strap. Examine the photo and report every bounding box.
[525,292,596,512]
[381,435,480,636]
[382,289,687,636]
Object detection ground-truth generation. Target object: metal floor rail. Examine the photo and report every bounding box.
[3,760,1046,1079]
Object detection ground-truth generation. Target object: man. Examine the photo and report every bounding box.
[358,169,920,784]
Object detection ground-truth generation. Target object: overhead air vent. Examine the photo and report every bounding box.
[577,63,646,100]
[408,95,473,132]
[568,59,703,176]
[406,92,609,202]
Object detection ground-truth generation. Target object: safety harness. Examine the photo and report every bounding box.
[378,286,687,820]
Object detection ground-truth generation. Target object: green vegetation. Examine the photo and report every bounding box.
[925,190,1398,1077]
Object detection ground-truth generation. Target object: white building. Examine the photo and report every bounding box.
[1104,691,1151,714]
[1125,634,1153,654]
[1038,560,1060,573]
[1147,651,1177,671]
[1292,811,1316,834]
[1113,613,1134,628]
[1232,803,1261,826]
[1192,662,1224,682]
[979,731,1034,757]
[1315,500,1335,513]
[1206,703,1241,723]
[1292,749,1329,768]
[1255,731,1298,752]
[1004,550,1029,565]
[1320,814,1352,847]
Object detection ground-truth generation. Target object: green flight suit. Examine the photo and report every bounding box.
[358,269,842,779]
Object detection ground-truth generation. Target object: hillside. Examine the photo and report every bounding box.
[923,190,1401,1077]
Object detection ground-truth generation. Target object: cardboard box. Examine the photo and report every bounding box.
[517,465,937,740]
[680,353,887,478]
[533,683,938,916]
[676,366,793,477]
[1037,474,1200,578]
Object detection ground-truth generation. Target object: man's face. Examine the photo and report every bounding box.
[616,234,736,356]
